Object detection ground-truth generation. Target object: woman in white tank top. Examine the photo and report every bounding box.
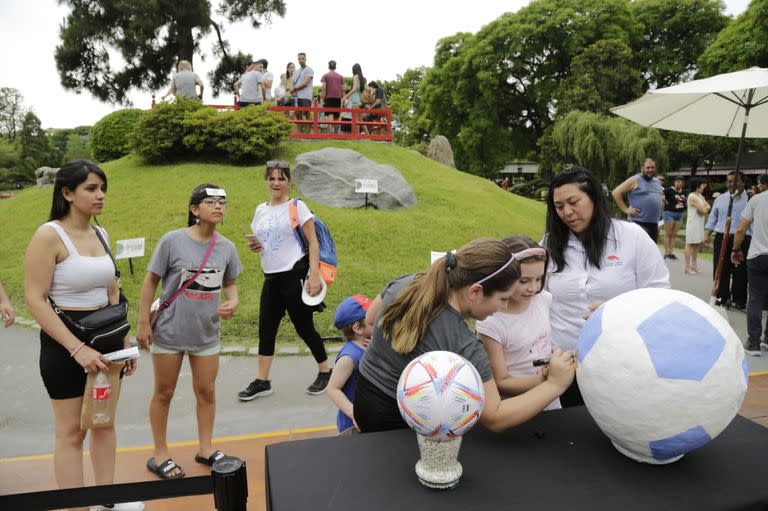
[24,160,143,510]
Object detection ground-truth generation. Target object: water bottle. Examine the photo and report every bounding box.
[91,370,112,425]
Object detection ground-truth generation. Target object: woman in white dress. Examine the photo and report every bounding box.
[684,178,710,275]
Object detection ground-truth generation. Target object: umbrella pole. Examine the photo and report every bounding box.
[710,91,753,307]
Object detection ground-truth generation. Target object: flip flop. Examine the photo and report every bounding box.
[195,450,227,466]
[146,457,185,480]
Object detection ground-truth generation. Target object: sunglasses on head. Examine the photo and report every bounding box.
[267,160,290,170]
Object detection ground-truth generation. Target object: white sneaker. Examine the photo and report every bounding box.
[89,502,145,511]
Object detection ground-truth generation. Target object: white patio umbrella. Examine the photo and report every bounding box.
[610,66,768,309]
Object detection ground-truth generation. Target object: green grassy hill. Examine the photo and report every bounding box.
[0,140,547,345]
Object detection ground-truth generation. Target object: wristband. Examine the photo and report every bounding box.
[70,342,85,358]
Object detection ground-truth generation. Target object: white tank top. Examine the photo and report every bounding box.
[44,222,114,308]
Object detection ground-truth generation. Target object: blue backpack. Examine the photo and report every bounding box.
[289,199,337,286]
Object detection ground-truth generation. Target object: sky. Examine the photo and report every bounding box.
[0,0,752,130]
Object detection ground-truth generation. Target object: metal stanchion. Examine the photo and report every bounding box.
[212,456,248,511]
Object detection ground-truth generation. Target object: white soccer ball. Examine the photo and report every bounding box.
[397,351,485,441]
[577,288,748,464]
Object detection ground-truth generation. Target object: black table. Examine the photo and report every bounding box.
[265,407,768,510]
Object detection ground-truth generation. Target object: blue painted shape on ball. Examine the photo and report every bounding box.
[649,425,712,461]
[637,302,725,381]
[577,305,603,364]
[742,357,749,383]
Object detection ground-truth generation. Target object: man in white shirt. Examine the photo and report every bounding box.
[234,62,262,107]
[256,59,274,103]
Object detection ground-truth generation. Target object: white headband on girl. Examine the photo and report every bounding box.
[474,247,547,285]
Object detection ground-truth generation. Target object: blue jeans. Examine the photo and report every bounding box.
[746,254,768,345]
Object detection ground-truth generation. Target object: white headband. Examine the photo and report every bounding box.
[474,247,547,285]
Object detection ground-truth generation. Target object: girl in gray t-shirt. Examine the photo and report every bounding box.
[137,183,242,480]
[354,237,577,434]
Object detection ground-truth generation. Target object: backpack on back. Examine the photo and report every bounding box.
[361,85,376,106]
[289,199,337,286]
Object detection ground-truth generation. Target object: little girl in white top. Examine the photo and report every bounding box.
[476,236,560,410]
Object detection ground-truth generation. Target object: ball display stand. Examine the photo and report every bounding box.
[414,435,463,489]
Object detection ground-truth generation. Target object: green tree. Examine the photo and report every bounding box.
[664,132,738,174]
[0,87,25,142]
[631,0,728,87]
[546,110,668,186]
[55,0,286,103]
[381,67,427,147]
[698,0,768,75]
[554,39,643,116]
[419,0,639,174]
[19,112,51,163]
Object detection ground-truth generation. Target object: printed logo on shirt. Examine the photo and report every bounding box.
[255,212,287,252]
[605,255,623,267]
[179,267,223,300]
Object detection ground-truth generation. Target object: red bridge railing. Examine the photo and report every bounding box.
[150,95,393,142]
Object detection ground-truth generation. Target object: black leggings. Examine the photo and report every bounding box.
[353,373,408,433]
[258,257,327,363]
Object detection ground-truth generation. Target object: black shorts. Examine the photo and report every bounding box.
[296,98,311,107]
[40,309,124,400]
[238,101,261,108]
[324,97,341,109]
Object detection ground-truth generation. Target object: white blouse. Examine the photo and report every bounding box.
[544,219,670,352]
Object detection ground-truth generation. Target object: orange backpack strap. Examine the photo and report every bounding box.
[288,199,300,230]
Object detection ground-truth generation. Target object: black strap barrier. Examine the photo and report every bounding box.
[0,456,248,510]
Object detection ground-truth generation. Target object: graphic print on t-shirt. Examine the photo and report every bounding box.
[180,267,223,300]
[255,211,287,253]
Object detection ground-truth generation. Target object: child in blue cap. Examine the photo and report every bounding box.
[328,295,373,433]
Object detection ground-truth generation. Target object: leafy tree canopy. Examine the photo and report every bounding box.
[55,0,286,104]
[631,0,728,88]
[698,0,768,75]
[0,88,26,142]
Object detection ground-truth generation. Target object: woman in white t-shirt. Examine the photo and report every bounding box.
[542,166,669,407]
[476,236,560,411]
[238,160,331,401]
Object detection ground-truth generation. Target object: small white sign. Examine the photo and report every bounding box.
[115,238,145,259]
[430,250,456,265]
[354,179,379,194]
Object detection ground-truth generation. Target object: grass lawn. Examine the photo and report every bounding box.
[0,140,547,346]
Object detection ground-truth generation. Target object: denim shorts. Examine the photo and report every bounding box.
[663,211,684,223]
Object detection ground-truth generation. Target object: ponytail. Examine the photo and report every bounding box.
[379,237,516,354]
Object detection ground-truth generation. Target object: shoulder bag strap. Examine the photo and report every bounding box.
[157,231,217,313]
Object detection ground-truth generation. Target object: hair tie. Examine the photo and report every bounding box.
[445,251,457,272]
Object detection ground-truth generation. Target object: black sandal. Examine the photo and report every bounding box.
[147,457,185,480]
[195,450,226,466]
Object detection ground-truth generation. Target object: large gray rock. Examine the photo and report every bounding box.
[293,148,416,210]
[426,135,455,168]
[35,166,59,187]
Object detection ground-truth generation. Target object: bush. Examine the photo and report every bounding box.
[133,100,292,163]
[89,109,145,162]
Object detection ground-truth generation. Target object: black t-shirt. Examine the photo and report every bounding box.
[663,187,686,213]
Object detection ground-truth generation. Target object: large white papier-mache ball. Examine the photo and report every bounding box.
[577,288,748,464]
[397,351,485,441]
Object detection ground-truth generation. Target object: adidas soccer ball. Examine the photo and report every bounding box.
[577,288,748,464]
[397,351,485,441]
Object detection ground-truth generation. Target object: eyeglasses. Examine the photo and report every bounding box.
[266,160,290,170]
[201,198,228,207]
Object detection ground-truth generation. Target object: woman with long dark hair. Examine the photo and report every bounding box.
[342,63,366,134]
[543,166,669,407]
[137,184,242,480]
[353,237,576,433]
[24,160,142,510]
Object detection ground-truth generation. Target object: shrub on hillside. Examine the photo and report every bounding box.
[133,99,204,162]
[133,101,291,163]
[89,109,145,162]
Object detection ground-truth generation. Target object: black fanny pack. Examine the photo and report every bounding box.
[49,225,130,350]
